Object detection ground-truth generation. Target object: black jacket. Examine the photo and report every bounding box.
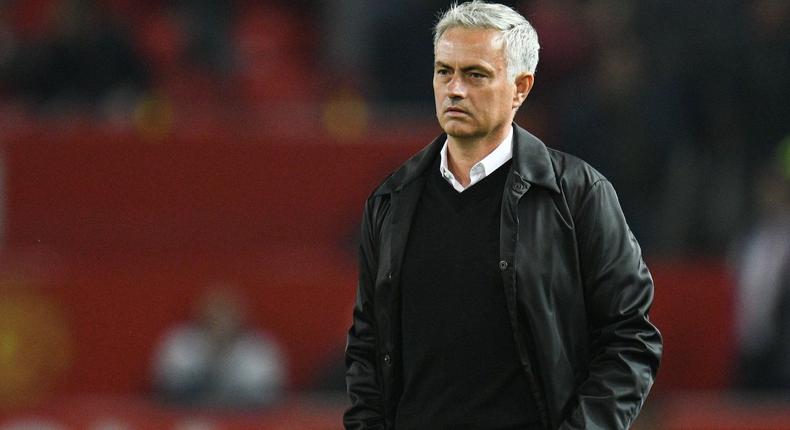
[345,125,662,430]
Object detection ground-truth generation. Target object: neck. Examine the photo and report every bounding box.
[446,125,510,187]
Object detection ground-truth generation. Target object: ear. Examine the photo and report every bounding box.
[512,73,534,109]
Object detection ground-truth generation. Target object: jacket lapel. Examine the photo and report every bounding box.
[500,124,559,279]
[499,124,558,430]
[380,135,444,280]
[389,176,427,283]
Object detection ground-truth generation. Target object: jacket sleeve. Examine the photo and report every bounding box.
[560,179,663,430]
[344,198,386,429]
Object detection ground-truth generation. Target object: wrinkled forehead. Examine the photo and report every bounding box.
[435,26,506,51]
[434,27,507,67]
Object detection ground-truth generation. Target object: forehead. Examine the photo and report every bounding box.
[434,27,506,67]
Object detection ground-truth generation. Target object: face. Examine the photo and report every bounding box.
[433,27,531,142]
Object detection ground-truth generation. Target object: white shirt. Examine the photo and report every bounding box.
[439,126,514,192]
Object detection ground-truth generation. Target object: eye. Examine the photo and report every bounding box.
[436,68,450,76]
[469,72,486,79]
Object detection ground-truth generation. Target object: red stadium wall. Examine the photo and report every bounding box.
[0,128,429,404]
[0,127,736,410]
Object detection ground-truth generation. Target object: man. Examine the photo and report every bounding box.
[345,1,662,429]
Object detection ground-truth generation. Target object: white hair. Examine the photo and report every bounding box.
[433,1,540,80]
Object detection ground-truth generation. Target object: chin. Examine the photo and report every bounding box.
[440,120,478,138]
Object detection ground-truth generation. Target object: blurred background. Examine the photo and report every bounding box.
[0,0,788,428]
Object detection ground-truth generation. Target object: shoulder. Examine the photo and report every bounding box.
[511,125,608,199]
[363,134,444,222]
[160,324,206,346]
[153,324,211,367]
[547,147,608,190]
[544,148,630,233]
[370,133,445,198]
[546,147,615,218]
[235,331,285,360]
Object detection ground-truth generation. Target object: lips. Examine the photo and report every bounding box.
[445,106,469,115]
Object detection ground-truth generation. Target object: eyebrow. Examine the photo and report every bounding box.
[434,61,494,74]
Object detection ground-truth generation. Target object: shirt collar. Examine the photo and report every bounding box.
[439,126,514,192]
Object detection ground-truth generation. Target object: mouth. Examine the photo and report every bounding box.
[444,107,469,116]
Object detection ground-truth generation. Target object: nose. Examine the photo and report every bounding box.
[446,73,466,98]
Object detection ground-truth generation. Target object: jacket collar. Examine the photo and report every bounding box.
[510,124,560,194]
[374,123,559,196]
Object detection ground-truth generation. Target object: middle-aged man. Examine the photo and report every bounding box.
[345,1,663,429]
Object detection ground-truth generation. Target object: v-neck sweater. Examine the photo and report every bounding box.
[395,157,540,429]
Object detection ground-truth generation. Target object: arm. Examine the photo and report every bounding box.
[344,198,386,429]
[560,180,663,430]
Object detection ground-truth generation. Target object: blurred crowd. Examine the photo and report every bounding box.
[1,0,790,400]
[0,0,321,136]
[151,286,286,409]
[732,138,790,392]
[1,0,788,256]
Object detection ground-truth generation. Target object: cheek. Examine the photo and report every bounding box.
[476,92,503,117]
[433,85,444,104]
[492,92,513,114]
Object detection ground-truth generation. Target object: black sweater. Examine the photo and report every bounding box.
[396,157,540,429]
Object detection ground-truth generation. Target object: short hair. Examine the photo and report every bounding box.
[433,1,540,80]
